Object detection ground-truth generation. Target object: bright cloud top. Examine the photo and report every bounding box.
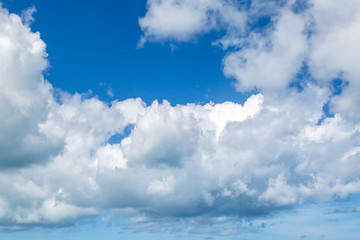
[0,0,360,234]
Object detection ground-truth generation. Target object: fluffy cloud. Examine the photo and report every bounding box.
[308,0,360,122]
[140,0,360,96]
[138,0,246,45]
[0,6,61,168]
[223,7,308,92]
[0,0,360,234]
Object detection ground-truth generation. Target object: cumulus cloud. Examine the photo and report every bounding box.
[138,0,247,46]
[0,6,62,168]
[140,0,360,97]
[223,7,307,92]
[0,0,360,235]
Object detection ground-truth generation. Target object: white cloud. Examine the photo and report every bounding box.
[138,0,246,45]
[0,6,61,168]
[139,0,213,43]
[139,0,360,101]
[12,196,98,225]
[309,0,360,83]
[0,1,360,235]
[259,175,297,206]
[20,6,37,26]
[307,0,360,122]
[223,7,307,92]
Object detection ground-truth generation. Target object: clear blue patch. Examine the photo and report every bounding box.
[289,63,314,92]
[252,16,272,30]
[317,78,349,124]
[108,124,135,144]
[321,101,335,119]
[330,78,348,96]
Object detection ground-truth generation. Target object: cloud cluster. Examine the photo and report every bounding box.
[140,0,360,94]
[0,0,360,234]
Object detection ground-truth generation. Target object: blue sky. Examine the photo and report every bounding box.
[2,0,247,105]
[0,0,360,239]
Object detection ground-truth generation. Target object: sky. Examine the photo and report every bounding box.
[0,0,359,239]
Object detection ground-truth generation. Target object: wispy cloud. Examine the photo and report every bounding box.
[20,5,37,26]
